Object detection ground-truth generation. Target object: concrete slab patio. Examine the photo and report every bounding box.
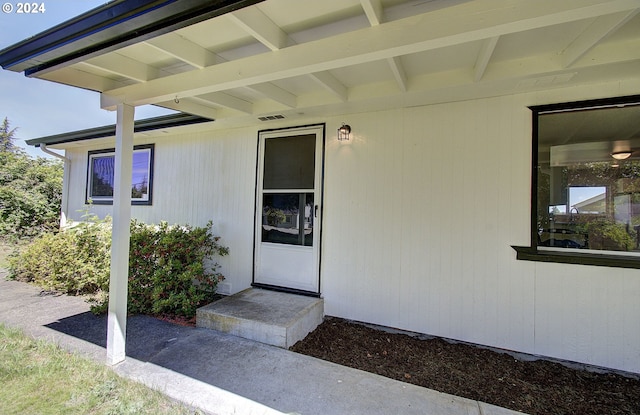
[0,273,528,415]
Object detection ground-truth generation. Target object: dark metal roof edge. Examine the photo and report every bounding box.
[26,113,213,147]
[0,0,172,71]
[0,0,264,75]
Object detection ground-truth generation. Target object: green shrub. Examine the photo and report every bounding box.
[0,150,63,241]
[126,220,228,317]
[9,216,228,318]
[581,221,636,251]
[8,218,111,295]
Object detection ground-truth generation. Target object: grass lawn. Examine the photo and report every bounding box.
[0,324,202,415]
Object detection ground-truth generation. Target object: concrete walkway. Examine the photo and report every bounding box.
[0,274,526,415]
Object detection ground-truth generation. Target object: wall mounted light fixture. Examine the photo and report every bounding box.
[337,123,351,141]
[611,151,632,160]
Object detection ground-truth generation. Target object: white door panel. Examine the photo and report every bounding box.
[254,125,324,294]
[257,244,316,292]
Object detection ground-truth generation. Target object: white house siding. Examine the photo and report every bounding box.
[321,96,538,361]
[321,83,640,374]
[61,79,640,374]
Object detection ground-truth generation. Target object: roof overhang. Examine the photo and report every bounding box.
[0,0,263,76]
[26,113,213,148]
[2,0,640,135]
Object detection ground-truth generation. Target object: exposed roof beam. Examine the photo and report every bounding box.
[361,0,408,92]
[82,53,159,82]
[227,6,288,51]
[575,37,640,65]
[387,56,408,92]
[156,98,218,119]
[474,36,500,82]
[294,58,639,123]
[228,4,348,102]
[41,66,125,91]
[309,71,348,101]
[361,0,383,26]
[247,83,297,108]
[562,9,640,68]
[475,44,640,84]
[101,0,640,109]
[1,0,265,75]
[145,33,218,69]
[195,92,253,113]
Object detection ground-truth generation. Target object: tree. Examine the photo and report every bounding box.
[0,118,63,240]
[0,117,18,153]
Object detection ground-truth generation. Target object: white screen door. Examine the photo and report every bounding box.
[254,125,324,294]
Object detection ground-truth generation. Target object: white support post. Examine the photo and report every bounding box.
[106,103,135,365]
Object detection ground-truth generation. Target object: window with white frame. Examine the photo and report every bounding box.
[531,96,640,259]
[86,144,154,205]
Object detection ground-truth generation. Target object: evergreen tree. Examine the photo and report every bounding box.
[0,117,18,153]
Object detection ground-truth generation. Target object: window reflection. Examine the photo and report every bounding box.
[87,145,153,204]
[262,193,314,246]
[536,102,640,252]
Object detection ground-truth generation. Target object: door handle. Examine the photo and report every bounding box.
[315,205,319,218]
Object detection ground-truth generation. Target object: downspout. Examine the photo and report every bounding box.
[40,144,70,228]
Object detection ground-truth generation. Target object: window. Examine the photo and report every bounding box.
[514,96,640,268]
[86,144,154,205]
[261,134,316,246]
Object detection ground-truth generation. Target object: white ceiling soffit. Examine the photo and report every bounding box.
[35,0,640,125]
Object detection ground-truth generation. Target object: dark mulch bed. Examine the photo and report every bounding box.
[290,317,640,415]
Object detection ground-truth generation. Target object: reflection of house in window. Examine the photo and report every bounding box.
[534,98,640,253]
[572,191,605,215]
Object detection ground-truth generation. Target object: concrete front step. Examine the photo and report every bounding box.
[196,288,324,348]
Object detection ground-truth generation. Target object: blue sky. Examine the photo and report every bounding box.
[0,1,173,156]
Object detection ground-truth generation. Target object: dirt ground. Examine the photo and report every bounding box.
[290,317,640,415]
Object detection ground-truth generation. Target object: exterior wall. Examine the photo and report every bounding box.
[62,79,640,374]
[64,128,258,295]
[321,84,640,375]
[321,97,535,353]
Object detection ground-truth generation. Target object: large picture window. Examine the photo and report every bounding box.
[517,96,640,268]
[86,144,154,205]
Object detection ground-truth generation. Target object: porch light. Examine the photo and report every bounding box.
[337,123,351,141]
[611,151,632,160]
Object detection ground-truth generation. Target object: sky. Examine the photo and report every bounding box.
[0,0,174,157]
